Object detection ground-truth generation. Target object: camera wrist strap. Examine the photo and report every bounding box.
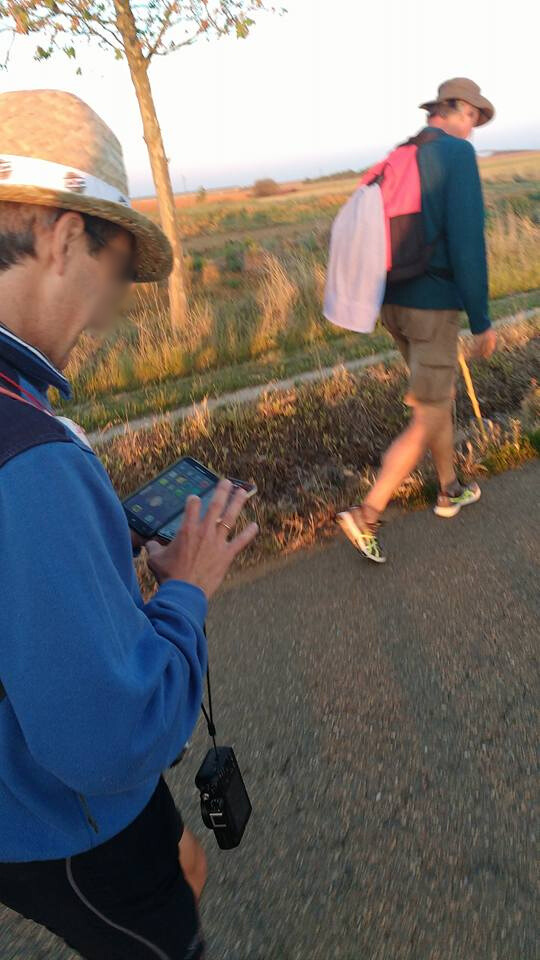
[201,627,218,756]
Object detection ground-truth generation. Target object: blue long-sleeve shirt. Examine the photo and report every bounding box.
[0,326,208,862]
[384,127,491,334]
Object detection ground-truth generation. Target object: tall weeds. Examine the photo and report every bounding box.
[61,209,540,407]
[487,213,540,298]
[251,253,297,355]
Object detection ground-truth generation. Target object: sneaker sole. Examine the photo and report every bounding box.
[433,486,482,518]
[336,512,387,563]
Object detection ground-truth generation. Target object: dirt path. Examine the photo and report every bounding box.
[184,216,331,254]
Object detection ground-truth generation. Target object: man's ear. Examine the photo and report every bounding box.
[46,211,86,277]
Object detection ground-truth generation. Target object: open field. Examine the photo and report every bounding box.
[131,151,540,220]
[129,152,540,248]
[55,152,540,432]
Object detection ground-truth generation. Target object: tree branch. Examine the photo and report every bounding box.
[152,27,201,54]
[62,0,123,49]
[144,2,178,61]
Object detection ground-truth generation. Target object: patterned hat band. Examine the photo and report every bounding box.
[0,154,131,208]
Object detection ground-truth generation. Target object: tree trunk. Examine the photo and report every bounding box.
[113,0,187,329]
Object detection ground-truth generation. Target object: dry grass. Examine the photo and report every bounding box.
[100,317,539,588]
[252,253,298,355]
[479,151,540,183]
[56,164,540,417]
[63,211,540,411]
[487,213,540,298]
[201,260,221,288]
[61,249,336,407]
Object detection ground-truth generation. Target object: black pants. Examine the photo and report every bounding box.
[0,778,205,960]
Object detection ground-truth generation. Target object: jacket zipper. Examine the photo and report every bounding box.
[78,793,100,834]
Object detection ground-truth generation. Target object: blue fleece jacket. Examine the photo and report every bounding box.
[0,327,208,862]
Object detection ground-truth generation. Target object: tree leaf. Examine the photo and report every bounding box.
[236,16,255,38]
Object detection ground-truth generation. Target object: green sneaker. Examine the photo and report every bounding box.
[434,481,481,518]
[336,508,386,563]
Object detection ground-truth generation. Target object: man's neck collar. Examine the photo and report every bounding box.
[0,323,71,399]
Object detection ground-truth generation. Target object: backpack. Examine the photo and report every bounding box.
[324,129,440,334]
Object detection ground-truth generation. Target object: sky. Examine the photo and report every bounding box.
[0,0,539,196]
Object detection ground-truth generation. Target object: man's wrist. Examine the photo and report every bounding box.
[156,578,209,619]
[471,317,491,336]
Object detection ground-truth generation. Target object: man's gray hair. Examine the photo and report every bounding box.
[426,98,478,121]
[0,202,58,273]
[426,98,460,120]
[0,201,124,273]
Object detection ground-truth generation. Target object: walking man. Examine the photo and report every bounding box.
[338,78,497,563]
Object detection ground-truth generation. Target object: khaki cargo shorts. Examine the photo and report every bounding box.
[381,304,461,405]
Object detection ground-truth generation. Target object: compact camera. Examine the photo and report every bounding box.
[195,746,252,850]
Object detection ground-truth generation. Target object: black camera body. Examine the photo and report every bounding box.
[195,746,252,850]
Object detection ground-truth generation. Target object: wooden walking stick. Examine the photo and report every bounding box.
[458,345,488,441]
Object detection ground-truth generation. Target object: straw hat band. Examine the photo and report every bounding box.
[0,155,131,208]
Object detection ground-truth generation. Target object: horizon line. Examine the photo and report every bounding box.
[131,146,539,200]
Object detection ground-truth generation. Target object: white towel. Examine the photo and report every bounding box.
[323,183,387,334]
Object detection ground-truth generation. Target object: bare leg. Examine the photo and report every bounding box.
[362,402,453,516]
[179,828,207,902]
[427,401,456,492]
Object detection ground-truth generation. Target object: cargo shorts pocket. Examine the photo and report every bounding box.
[405,310,461,404]
[409,360,456,404]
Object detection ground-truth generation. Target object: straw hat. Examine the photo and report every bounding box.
[0,89,172,282]
[420,78,495,127]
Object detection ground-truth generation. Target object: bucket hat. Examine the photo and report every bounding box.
[420,78,495,126]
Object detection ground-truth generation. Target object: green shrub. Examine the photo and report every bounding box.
[224,242,245,273]
[528,428,540,453]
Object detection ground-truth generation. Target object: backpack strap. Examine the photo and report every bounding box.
[0,392,73,470]
[365,129,440,187]
[0,365,75,704]
[399,128,441,149]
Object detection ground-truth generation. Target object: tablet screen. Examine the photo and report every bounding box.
[124,458,218,532]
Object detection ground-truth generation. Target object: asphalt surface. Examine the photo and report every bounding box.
[1,462,539,960]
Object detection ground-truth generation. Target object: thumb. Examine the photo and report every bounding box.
[144,539,163,561]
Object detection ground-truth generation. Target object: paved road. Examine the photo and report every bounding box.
[2,462,539,960]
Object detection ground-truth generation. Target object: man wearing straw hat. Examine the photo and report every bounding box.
[0,89,258,959]
[338,78,497,563]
